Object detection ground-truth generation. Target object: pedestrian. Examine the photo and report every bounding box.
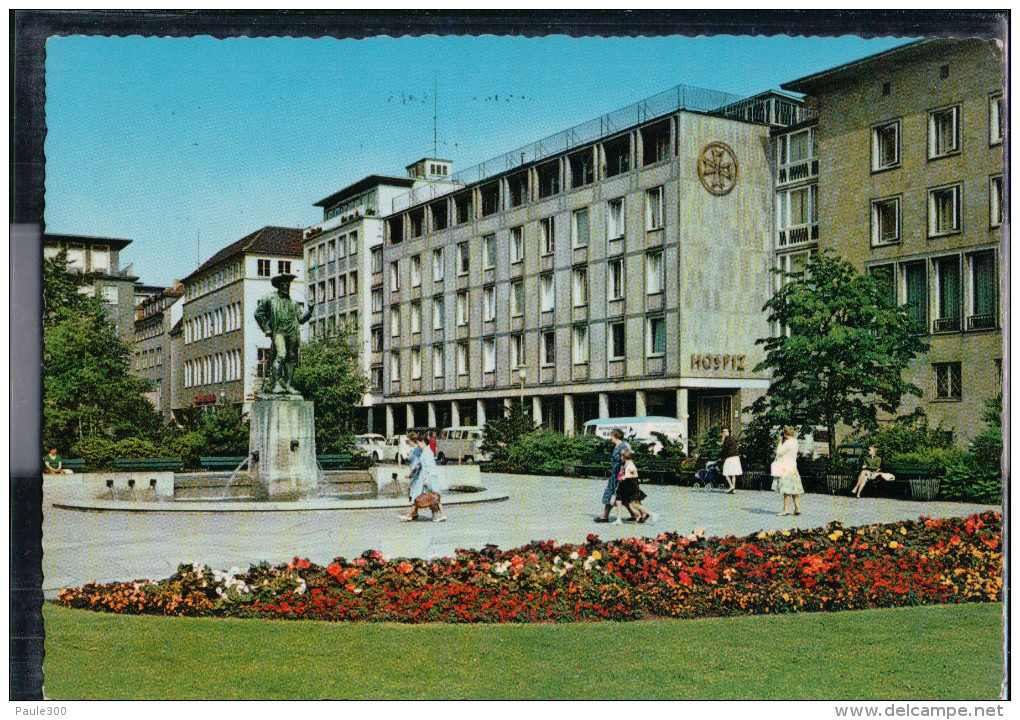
[43,447,72,475]
[771,426,803,516]
[404,430,422,501]
[719,427,742,494]
[850,444,893,498]
[399,435,447,523]
[595,428,638,523]
[615,448,656,524]
[428,430,437,455]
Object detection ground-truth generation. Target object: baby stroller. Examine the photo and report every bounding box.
[692,460,728,490]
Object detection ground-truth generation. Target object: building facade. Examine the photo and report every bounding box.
[43,233,139,344]
[371,85,801,443]
[782,38,1004,444]
[133,283,184,419]
[175,226,305,414]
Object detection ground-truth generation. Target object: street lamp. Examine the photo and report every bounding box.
[518,367,527,406]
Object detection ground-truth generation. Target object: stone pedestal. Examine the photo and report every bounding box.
[249,398,318,500]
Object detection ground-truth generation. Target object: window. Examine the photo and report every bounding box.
[328,278,336,300]
[572,208,590,248]
[371,248,382,273]
[483,337,496,373]
[90,247,110,272]
[572,325,589,364]
[317,245,325,266]
[409,210,424,238]
[933,255,961,332]
[939,64,950,80]
[278,260,292,275]
[317,282,326,304]
[510,226,524,263]
[410,301,421,334]
[776,184,819,246]
[641,121,670,165]
[480,183,499,216]
[569,148,594,188]
[258,259,272,277]
[389,261,400,291]
[870,264,896,307]
[508,173,528,207]
[510,333,524,368]
[968,251,997,330]
[646,186,664,230]
[646,316,665,356]
[350,272,357,296]
[327,240,336,261]
[432,345,444,378]
[455,193,473,224]
[483,285,496,322]
[541,330,556,366]
[338,236,347,257]
[990,94,1003,145]
[932,362,962,400]
[990,175,1003,227]
[431,200,449,231]
[535,274,553,314]
[457,291,469,326]
[607,198,625,239]
[609,322,626,359]
[572,266,588,307]
[432,296,444,330]
[410,255,422,287]
[457,342,469,375]
[483,234,496,269]
[872,120,900,171]
[410,347,422,379]
[901,261,928,328]
[371,366,383,389]
[537,159,559,198]
[371,326,383,352]
[371,288,382,313]
[390,351,401,381]
[928,105,960,159]
[540,217,555,255]
[390,306,401,337]
[100,286,118,305]
[871,196,901,245]
[432,248,444,282]
[457,242,469,275]
[646,252,664,294]
[511,280,524,317]
[604,135,630,177]
[608,258,625,300]
[928,184,961,237]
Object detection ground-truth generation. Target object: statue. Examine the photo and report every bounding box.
[254,273,313,396]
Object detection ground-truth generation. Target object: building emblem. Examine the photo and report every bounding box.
[697,141,738,196]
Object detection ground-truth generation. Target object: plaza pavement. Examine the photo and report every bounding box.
[41,468,997,598]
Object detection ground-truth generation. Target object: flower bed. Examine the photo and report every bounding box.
[55,512,1001,624]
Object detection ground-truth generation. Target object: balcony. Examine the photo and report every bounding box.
[934,317,961,333]
[777,158,819,186]
[967,314,996,331]
[776,223,818,248]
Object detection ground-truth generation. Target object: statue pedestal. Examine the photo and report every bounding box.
[249,398,318,500]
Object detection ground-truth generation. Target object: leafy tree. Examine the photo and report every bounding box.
[43,250,102,324]
[291,332,366,453]
[480,400,535,461]
[199,399,248,456]
[748,251,929,457]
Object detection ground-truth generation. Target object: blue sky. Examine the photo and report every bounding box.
[45,34,916,286]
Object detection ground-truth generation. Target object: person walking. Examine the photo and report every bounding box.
[399,435,447,522]
[719,427,742,494]
[615,448,656,524]
[403,430,422,499]
[596,428,637,523]
[771,426,803,516]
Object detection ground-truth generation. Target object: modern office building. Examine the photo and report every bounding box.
[174,225,305,415]
[133,282,184,419]
[43,233,139,344]
[371,83,809,442]
[780,38,1004,444]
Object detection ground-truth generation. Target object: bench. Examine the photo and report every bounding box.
[201,456,248,471]
[112,458,183,473]
[61,458,88,473]
[318,454,357,470]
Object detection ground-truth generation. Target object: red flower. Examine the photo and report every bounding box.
[397,561,414,574]
[326,563,342,579]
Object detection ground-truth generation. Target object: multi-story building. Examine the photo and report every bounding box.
[781,38,1004,444]
[303,174,418,431]
[43,233,139,344]
[133,282,184,419]
[373,83,805,442]
[175,226,305,415]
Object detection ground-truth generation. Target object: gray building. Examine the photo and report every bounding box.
[133,282,184,420]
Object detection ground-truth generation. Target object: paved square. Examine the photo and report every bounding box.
[42,470,997,598]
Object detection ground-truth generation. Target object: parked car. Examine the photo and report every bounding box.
[582,416,686,454]
[354,433,386,462]
[435,426,488,464]
[383,435,413,464]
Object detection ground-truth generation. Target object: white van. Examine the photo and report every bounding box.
[582,416,686,454]
[435,426,489,464]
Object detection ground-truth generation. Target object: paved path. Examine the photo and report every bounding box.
[41,471,996,598]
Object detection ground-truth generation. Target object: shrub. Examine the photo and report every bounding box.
[71,436,116,470]
[168,431,206,470]
[112,437,163,459]
[862,412,954,459]
[506,429,579,476]
[940,459,1001,504]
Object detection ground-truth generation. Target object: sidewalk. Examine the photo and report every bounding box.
[41,471,997,598]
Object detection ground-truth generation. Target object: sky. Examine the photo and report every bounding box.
[44,33,917,286]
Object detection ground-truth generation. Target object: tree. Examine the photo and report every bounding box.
[748,251,929,457]
[43,253,160,452]
[480,400,535,461]
[199,398,249,456]
[291,332,366,453]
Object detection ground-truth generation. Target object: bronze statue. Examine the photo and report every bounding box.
[254,273,313,396]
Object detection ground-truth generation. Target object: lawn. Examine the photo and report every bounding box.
[44,601,1003,700]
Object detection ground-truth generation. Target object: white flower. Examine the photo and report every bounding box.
[569,552,579,560]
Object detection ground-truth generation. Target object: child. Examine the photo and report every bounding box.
[613,449,656,524]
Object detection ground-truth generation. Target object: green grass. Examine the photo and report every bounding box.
[43,602,1003,700]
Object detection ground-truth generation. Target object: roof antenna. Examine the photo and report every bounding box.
[433,72,438,159]
[196,229,201,269]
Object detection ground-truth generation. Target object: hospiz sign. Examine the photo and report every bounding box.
[691,353,747,372]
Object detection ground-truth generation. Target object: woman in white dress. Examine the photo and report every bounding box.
[770,426,804,516]
[719,428,742,494]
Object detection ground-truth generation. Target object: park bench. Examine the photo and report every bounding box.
[317,454,357,470]
[60,458,88,473]
[112,458,183,473]
[201,456,248,471]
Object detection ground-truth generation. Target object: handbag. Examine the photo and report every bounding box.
[414,490,441,509]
